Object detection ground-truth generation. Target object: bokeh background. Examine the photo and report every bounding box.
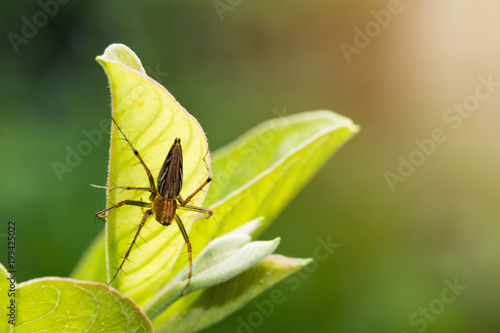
[2,1,500,332]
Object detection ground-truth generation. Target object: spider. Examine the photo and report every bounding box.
[93,117,212,289]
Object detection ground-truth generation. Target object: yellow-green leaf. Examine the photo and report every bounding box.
[96,44,211,306]
[0,261,153,333]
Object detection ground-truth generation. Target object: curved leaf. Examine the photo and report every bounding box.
[97,44,211,305]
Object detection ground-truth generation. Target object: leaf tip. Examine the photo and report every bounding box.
[96,43,146,74]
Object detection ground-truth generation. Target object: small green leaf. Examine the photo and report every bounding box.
[1,262,151,332]
[143,233,280,319]
[153,255,312,333]
[96,44,212,306]
[13,277,152,332]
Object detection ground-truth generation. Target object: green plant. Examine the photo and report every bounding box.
[0,44,359,332]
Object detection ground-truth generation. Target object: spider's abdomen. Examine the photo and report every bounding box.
[157,138,183,199]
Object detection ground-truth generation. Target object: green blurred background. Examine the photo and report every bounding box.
[1,1,500,332]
